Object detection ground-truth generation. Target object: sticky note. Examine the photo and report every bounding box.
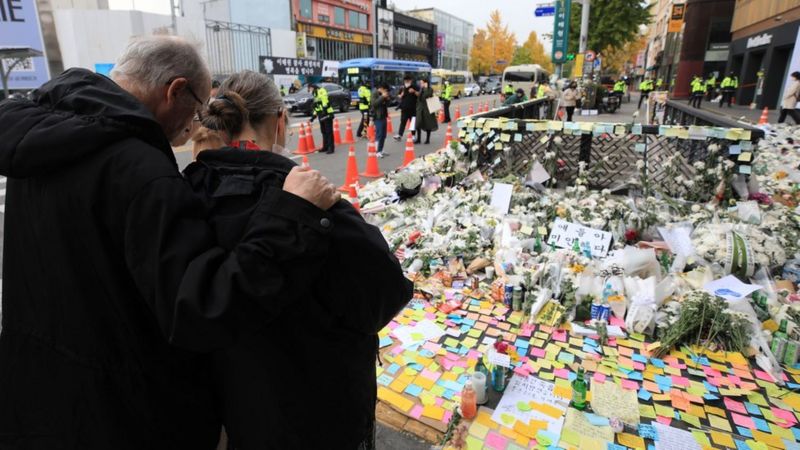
[617,433,644,449]
[377,386,413,412]
[485,431,509,449]
[422,404,445,421]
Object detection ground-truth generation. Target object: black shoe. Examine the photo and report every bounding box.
[413,140,420,144]
[325,149,334,154]
[424,140,430,144]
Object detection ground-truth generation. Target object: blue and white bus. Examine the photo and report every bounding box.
[338,58,432,105]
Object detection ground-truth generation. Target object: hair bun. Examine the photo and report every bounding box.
[202,91,248,136]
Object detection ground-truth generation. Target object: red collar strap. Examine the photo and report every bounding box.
[229,140,261,151]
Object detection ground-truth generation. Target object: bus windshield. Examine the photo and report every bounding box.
[338,68,371,91]
[430,76,442,86]
[504,71,535,82]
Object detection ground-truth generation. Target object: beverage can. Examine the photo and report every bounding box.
[590,301,602,320]
[784,340,800,367]
[504,284,514,307]
[599,305,611,321]
[512,286,523,311]
[772,336,788,361]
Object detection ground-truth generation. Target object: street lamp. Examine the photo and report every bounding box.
[0,47,44,99]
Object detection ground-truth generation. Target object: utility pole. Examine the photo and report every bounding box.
[170,0,178,35]
[578,0,590,53]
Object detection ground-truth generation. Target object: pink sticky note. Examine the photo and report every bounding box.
[466,350,482,360]
[386,321,399,330]
[621,379,639,390]
[554,368,570,379]
[772,407,798,425]
[731,412,756,429]
[515,367,531,376]
[633,362,645,371]
[754,369,777,382]
[703,367,722,378]
[656,416,672,426]
[443,410,453,424]
[440,359,456,370]
[593,372,607,383]
[444,352,460,361]
[530,347,546,358]
[421,369,440,381]
[409,404,424,419]
[671,375,690,387]
[435,397,444,406]
[553,330,567,342]
[485,431,509,450]
[607,337,617,346]
[724,398,748,415]
[609,316,625,327]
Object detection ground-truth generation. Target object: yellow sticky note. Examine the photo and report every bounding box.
[548,120,564,131]
[681,413,701,428]
[377,386,413,412]
[738,152,752,162]
[468,422,490,439]
[422,404,445,421]
[475,410,499,429]
[710,431,735,448]
[692,430,711,447]
[639,404,657,419]
[530,401,565,419]
[580,435,608,450]
[617,432,644,449]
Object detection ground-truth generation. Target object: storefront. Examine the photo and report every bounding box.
[727,15,800,108]
[292,0,374,61]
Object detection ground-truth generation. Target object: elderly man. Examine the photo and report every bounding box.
[0,36,339,449]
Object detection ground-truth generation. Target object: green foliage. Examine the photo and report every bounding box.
[511,46,534,66]
[567,0,651,54]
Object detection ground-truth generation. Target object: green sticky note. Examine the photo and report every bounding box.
[465,435,483,450]
[444,338,460,348]
[501,413,516,425]
[517,401,532,412]
[411,332,424,341]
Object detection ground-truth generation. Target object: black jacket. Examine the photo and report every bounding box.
[399,83,419,113]
[0,69,332,449]
[184,149,413,449]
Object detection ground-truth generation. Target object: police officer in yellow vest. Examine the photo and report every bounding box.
[689,75,706,108]
[655,78,664,90]
[637,78,654,109]
[441,79,453,123]
[356,80,371,138]
[536,82,547,100]
[613,79,625,101]
[503,83,514,99]
[719,72,738,108]
[705,74,717,101]
[309,83,336,154]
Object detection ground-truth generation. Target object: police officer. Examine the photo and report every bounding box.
[637,77,653,109]
[356,80,371,138]
[503,83,514,99]
[719,72,738,108]
[536,82,547,100]
[705,74,717,101]
[689,75,705,108]
[309,83,335,154]
[440,79,453,123]
[655,78,664,90]
[280,85,287,97]
[613,79,625,101]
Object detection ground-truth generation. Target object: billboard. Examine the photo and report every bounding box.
[260,57,324,76]
[0,0,50,90]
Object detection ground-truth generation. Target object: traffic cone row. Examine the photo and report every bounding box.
[367,123,375,142]
[758,107,769,125]
[398,132,416,169]
[343,118,355,144]
[333,118,342,145]
[338,144,361,191]
[468,104,474,115]
[304,122,318,152]
[361,139,384,178]
[454,107,461,121]
[302,155,310,168]
[348,184,360,213]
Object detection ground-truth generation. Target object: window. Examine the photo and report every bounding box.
[349,10,358,28]
[334,7,346,26]
[318,14,329,23]
[299,0,312,18]
[504,72,535,82]
[359,13,367,30]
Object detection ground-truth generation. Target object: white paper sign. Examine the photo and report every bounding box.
[391,319,445,347]
[525,161,551,186]
[658,225,695,257]
[653,423,701,450]
[703,275,761,302]
[488,348,511,368]
[490,182,514,215]
[546,218,613,256]
[491,375,568,438]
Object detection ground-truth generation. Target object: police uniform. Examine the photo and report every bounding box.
[719,75,738,108]
[441,81,453,123]
[356,84,371,138]
[311,85,335,154]
[689,77,705,108]
[637,79,653,109]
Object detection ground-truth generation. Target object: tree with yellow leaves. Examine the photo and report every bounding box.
[601,35,646,76]
[468,10,516,75]
[521,31,554,73]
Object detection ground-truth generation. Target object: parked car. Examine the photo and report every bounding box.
[283,82,350,115]
[464,83,482,97]
[482,79,501,95]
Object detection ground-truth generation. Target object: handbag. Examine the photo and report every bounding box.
[426,96,442,114]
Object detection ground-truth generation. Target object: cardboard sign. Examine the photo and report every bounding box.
[546,218,613,256]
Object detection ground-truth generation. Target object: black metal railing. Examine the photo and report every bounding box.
[467,97,556,121]
[656,99,765,142]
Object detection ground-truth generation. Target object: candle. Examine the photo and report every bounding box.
[472,371,487,404]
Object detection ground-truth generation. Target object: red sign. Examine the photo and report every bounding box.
[436,32,445,50]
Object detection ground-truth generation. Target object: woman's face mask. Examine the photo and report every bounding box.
[271,111,291,157]
[404,82,411,88]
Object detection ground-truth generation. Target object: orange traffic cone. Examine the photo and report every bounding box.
[348,184,360,213]
[454,107,461,121]
[387,112,394,134]
[360,140,384,178]
[343,118,355,144]
[368,123,376,142]
[443,123,453,149]
[438,108,444,123]
[333,118,342,145]
[398,132,416,169]
[304,123,318,152]
[293,123,309,155]
[758,107,769,125]
[558,108,565,120]
[468,104,474,115]
[338,145,361,192]
[302,155,310,169]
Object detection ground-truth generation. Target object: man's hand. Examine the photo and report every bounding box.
[283,167,341,210]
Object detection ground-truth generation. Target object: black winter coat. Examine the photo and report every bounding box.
[183,149,413,450]
[0,69,333,449]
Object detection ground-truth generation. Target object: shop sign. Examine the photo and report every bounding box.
[746,33,772,49]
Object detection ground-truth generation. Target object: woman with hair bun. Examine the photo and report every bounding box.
[184,71,413,450]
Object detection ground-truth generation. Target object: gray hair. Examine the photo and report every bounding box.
[111,35,209,93]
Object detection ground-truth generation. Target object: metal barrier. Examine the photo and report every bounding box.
[205,20,272,78]
[656,99,765,141]
[468,97,556,121]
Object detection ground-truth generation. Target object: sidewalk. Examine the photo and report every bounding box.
[696,102,778,125]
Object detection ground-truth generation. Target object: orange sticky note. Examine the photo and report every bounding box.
[530,401,564,419]
[617,432,645,449]
[377,386,413,412]
[422,404,445,421]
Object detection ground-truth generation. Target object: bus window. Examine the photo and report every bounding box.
[538,72,548,83]
[504,71,535,82]
[338,68,371,90]
[430,76,442,86]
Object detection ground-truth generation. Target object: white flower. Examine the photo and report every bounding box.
[693,161,706,170]
[636,160,645,170]
[691,204,701,213]
[708,143,720,153]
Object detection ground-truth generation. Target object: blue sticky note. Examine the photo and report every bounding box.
[515,338,530,348]
[408,363,424,372]
[638,388,653,401]
[584,337,598,347]
[647,445,656,450]
[744,402,761,415]
[729,145,741,155]
[442,389,456,400]
[703,394,720,401]
[737,426,753,438]
[753,417,770,432]
[379,336,393,348]
[418,349,435,358]
[638,423,658,441]
[558,352,576,364]
[650,358,665,368]
[784,440,800,450]
[735,440,751,450]
[632,354,648,363]
[459,324,471,333]
[608,444,627,450]
[404,384,423,396]
[793,427,800,441]
[583,344,599,354]
[386,363,400,375]
[703,381,719,392]
[739,165,752,174]
[655,375,673,387]
[627,371,643,381]
[584,413,610,427]
[377,374,393,386]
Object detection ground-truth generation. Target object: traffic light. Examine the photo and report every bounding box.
[566,54,575,61]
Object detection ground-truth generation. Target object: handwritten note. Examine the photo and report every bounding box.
[490,182,514,215]
[653,422,702,450]
[491,375,567,438]
[560,408,614,447]
[591,380,641,425]
[546,218,613,257]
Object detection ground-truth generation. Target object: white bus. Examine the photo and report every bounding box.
[501,64,550,97]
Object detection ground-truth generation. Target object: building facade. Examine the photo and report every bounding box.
[375,1,437,66]
[290,0,373,61]
[726,0,800,108]
[405,8,472,71]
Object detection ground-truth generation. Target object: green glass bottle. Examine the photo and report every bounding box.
[534,235,543,253]
[571,368,588,410]
[572,239,581,253]
[771,319,789,361]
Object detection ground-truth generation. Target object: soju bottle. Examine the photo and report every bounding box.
[571,368,588,410]
[772,319,789,361]
[534,235,543,253]
[572,239,581,253]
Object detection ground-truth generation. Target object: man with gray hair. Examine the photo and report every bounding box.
[0,35,340,449]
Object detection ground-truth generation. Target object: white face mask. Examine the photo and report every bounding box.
[271,112,292,158]
[404,82,411,88]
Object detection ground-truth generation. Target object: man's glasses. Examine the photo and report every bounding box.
[165,77,205,122]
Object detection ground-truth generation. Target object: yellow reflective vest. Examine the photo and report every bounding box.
[441,83,453,101]
[313,87,334,118]
[358,85,371,111]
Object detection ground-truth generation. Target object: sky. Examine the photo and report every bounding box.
[109,0,555,48]
[392,0,555,48]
